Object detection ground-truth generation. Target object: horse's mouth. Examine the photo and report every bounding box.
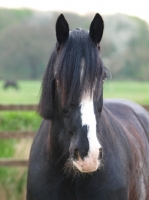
[73,155,100,173]
[64,148,103,175]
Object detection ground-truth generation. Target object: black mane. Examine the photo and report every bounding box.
[39,28,105,118]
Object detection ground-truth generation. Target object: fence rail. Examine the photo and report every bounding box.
[0,159,28,167]
[0,104,149,111]
[0,131,35,139]
[0,104,38,167]
[143,105,149,111]
[0,103,149,167]
[0,104,37,111]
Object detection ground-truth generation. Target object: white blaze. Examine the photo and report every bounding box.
[73,96,102,173]
[81,99,100,152]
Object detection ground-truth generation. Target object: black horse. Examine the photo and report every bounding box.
[27,14,149,200]
[3,80,19,90]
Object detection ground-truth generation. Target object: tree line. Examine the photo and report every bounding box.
[0,9,149,81]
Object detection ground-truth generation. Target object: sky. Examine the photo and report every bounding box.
[0,0,149,22]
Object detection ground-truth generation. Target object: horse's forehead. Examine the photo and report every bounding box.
[80,95,96,124]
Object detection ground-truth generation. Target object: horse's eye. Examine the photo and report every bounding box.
[97,44,100,50]
[103,71,108,84]
[62,108,69,115]
[56,42,61,51]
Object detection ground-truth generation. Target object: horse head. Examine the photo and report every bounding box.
[39,13,108,173]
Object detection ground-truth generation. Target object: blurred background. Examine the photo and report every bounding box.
[0,0,149,199]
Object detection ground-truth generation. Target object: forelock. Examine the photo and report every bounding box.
[54,28,104,106]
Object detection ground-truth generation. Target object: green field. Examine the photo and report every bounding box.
[0,81,41,104]
[0,80,149,104]
[0,80,149,200]
[103,80,149,105]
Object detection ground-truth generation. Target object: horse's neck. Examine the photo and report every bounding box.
[100,107,128,153]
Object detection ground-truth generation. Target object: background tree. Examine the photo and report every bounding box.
[0,9,148,81]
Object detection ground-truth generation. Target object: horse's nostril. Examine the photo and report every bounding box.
[73,149,79,160]
[99,148,103,159]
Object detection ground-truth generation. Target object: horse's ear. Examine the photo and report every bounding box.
[89,13,104,44]
[56,14,69,45]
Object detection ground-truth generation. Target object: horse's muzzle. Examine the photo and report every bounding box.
[73,148,102,173]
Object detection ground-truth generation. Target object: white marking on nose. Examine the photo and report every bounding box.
[81,98,100,150]
[73,96,102,173]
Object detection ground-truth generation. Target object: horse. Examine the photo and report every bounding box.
[3,80,19,90]
[27,13,149,200]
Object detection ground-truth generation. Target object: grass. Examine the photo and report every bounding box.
[0,81,42,200]
[0,111,41,131]
[0,110,39,200]
[0,81,41,104]
[104,80,149,105]
[0,80,149,105]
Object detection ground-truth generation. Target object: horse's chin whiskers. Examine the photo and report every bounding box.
[63,158,81,177]
[98,158,104,171]
[63,158,84,177]
[63,156,104,177]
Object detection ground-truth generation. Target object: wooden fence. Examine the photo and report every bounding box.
[0,104,38,167]
[0,104,149,167]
